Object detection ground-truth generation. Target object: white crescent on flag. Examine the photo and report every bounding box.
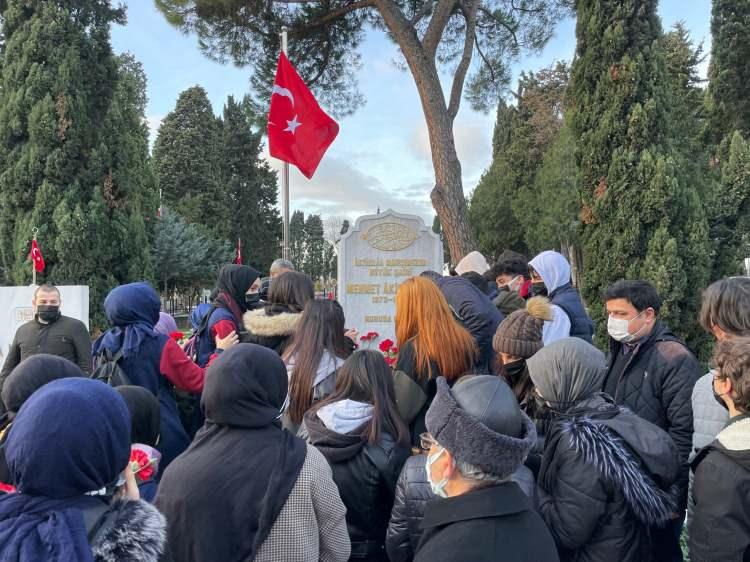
[272,85,295,107]
[32,248,41,260]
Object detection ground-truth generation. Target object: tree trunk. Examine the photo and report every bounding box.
[374,0,475,264]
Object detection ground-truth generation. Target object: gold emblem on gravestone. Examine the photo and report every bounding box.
[362,223,419,251]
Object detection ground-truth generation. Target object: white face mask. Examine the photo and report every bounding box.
[607,311,646,343]
[499,275,522,293]
[424,447,450,498]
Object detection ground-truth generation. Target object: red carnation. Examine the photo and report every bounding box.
[169,331,185,341]
[379,339,395,353]
[0,482,15,494]
[130,447,156,482]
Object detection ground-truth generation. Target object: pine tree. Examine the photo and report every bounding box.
[706,0,750,143]
[303,214,326,282]
[0,2,154,329]
[221,95,281,273]
[289,210,306,270]
[569,0,711,345]
[152,86,226,240]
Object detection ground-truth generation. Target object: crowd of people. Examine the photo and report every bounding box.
[0,250,748,562]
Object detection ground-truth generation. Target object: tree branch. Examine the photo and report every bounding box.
[447,0,477,121]
[288,0,375,35]
[478,6,518,47]
[473,30,495,83]
[422,0,457,57]
[410,0,434,26]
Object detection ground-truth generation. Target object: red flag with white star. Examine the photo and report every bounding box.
[29,239,45,272]
[267,53,339,179]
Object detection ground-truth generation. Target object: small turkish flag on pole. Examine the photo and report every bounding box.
[30,239,45,273]
[268,53,339,179]
[234,238,242,265]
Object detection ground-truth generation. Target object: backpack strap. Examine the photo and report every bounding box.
[82,501,113,543]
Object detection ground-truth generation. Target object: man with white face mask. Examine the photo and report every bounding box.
[414,375,558,562]
[602,279,701,562]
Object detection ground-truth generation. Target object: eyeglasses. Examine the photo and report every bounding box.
[419,432,438,451]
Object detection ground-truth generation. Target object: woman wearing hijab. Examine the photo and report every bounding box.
[156,344,351,562]
[528,338,679,562]
[0,378,166,561]
[115,386,161,502]
[196,264,261,367]
[92,282,237,470]
[154,312,178,337]
[243,270,314,355]
[0,355,85,487]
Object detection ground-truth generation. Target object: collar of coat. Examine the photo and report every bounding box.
[242,309,301,337]
[718,414,750,451]
[420,482,529,530]
[91,499,166,562]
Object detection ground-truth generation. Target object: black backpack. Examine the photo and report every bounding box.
[91,348,131,387]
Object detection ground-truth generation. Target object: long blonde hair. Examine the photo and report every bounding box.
[395,277,477,381]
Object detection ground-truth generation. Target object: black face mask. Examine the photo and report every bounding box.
[245,293,261,310]
[36,305,60,323]
[503,359,526,382]
[713,385,730,412]
[531,282,548,297]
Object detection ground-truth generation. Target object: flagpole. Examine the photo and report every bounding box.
[31,227,38,286]
[281,26,291,262]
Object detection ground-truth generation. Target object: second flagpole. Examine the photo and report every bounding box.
[281,26,291,262]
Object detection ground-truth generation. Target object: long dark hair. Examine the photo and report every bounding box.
[267,271,315,313]
[310,349,409,447]
[284,300,351,425]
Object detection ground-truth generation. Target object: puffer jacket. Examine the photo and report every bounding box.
[602,321,701,512]
[435,277,503,374]
[304,402,410,561]
[386,454,537,562]
[538,394,679,562]
[687,371,729,522]
[689,414,750,562]
[241,305,301,355]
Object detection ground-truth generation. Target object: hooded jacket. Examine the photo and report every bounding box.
[242,305,302,355]
[689,415,750,562]
[304,400,410,561]
[528,252,594,344]
[602,320,701,511]
[537,395,679,562]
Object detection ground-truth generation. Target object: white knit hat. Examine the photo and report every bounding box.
[454,251,490,275]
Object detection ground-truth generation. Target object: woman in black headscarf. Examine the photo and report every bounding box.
[195,264,261,367]
[0,355,85,486]
[115,386,161,503]
[0,378,166,561]
[156,343,351,562]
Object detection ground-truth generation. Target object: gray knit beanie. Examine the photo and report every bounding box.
[493,296,553,359]
[425,376,537,480]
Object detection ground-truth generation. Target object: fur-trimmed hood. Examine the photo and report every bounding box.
[560,409,678,527]
[243,308,301,337]
[91,499,166,562]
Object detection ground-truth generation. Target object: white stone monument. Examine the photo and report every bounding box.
[337,209,443,343]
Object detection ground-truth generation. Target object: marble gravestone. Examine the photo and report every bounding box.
[337,209,443,344]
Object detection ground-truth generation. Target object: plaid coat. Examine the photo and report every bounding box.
[255,444,350,562]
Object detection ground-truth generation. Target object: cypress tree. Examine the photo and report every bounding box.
[289,210,306,269]
[569,1,710,344]
[303,214,326,282]
[0,1,153,329]
[221,95,280,273]
[152,86,227,240]
[706,0,750,143]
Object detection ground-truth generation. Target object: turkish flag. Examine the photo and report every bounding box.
[234,238,242,265]
[268,53,339,179]
[30,239,45,272]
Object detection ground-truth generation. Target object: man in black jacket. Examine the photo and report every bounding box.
[602,280,701,562]
[0,285,91,398]
[689,338,750,562]
[414,375,558,562]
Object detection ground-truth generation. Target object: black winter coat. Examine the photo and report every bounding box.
[602,321,702,511]
[414,483,558,562]
[304,412,410,561]
[538,395,679,562]
[689,414,750,562]
[435,277,503,373]
[386,454,537,562]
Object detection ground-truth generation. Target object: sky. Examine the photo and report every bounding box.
[110,1,713,225]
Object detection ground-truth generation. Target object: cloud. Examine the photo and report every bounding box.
[145,115,164,148]
[263,150,434,224]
